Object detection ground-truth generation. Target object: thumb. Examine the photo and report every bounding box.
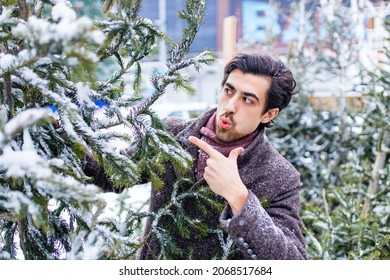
[228,147,245,161]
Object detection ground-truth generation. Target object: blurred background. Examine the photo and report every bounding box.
[73,0,389,119]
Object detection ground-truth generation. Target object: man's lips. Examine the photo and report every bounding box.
[219,117,232,129]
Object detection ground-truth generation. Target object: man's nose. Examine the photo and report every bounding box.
[224,96,239,113]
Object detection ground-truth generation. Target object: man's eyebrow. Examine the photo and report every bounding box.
[225,82,236,91]
[243,92,260,102]
[225,82,260,102]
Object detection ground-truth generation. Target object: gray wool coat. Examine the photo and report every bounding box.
[85,108,308,260]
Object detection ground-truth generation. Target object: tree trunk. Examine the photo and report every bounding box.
[1,39,14,117]
[18,0,29,21]
[361,130,390,218]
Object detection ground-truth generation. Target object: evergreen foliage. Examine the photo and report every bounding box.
[267,1,389,259]
[0,0,214,259]
[143,180,224,260]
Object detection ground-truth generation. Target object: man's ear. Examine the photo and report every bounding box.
[260,108,279,124]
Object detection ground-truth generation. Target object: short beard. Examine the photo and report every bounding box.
[216,126,245,142]
[215,114,245,142]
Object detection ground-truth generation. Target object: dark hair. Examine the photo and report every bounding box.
[221,53,297,128]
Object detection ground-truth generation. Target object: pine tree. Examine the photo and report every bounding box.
[300,1,389,260]
[0,0,214,260]
[266,0,389,259]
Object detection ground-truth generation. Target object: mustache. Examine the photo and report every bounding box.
[219,112,235,124]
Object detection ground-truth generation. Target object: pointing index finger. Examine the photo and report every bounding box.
[188,136,220,158]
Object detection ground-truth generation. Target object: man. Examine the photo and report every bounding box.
[86,53,307,260]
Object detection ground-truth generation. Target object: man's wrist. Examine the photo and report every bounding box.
[227,185,249,216]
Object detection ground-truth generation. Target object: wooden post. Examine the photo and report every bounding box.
[223,16,237,64]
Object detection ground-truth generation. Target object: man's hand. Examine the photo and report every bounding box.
[188,136,248,215]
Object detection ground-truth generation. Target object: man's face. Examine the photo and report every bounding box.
[215,69,277,142]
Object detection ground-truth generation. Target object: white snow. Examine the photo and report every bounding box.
[4,108,48,139]
[76,82,96,108]
[88,30,106,45]
[2,191,40,221]
[18,66,41,83]
[52,1,77,22]
[0,6,12,24]
[11,1,105,55]
[0,144,49,180]
[0,54,16,70]
[98,183,151,220]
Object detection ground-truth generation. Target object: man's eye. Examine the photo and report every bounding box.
[225,88,233,95]
[243,97,253,104]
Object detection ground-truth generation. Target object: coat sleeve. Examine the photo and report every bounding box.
[82,155,123,193]
[219,175,308,260]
